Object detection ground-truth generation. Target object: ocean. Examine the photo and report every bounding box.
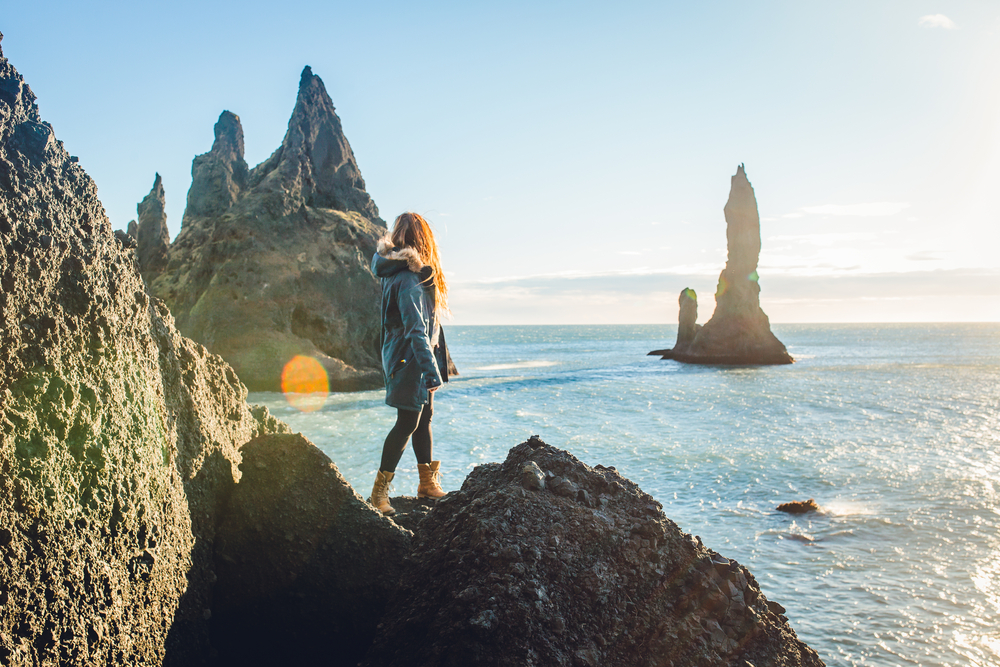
[249,323,1000,667]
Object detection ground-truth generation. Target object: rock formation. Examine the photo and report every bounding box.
[131,172,171,283]
[211,433,412,667]
[362,437,824,667]
[648,287,700,359]
[777,499,821,515]
[652,166,792,365]
[146,67,386,391]
[0,37,285,665]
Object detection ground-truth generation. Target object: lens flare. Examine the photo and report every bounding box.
[715,276,729,298]
[281,355,329,412]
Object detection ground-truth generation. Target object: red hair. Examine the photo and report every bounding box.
[391,212,449,314]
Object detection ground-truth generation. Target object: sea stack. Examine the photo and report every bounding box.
[653,166,792,365]
[145,67,385,391]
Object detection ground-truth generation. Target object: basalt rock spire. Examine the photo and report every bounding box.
[652,166,792,365]
[133,172,170,281]
[183,110,248,223]
[249,66,379,220]
[145,67,385,391]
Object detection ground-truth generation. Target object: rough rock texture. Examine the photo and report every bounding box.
[649,288,701,359]
[656,166,792,365]
[147,68,386,391]
[363,437,824,667]
[133,173,170,283]
[211,433,412,667]
[776,499,821,515]
[0,37,285,666]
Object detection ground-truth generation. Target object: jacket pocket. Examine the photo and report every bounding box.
[389,358,407,378]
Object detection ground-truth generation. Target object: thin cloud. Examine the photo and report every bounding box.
[768,232,878,245]
[919,14,957,29]
[906,251,943,261]
[799,202,910,217]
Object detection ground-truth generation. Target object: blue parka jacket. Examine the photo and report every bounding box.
[372,241,449,411]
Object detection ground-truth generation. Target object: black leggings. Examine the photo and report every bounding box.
[380,392,433,473]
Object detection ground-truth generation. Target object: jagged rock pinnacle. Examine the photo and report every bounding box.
[135,172,170,280]
[247,65,379,219]
[183,110,249,222]
[146,66,386,391]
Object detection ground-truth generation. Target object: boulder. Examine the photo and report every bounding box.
[147,67,387,391]
[0,36,285,666]
[653,166,792,365]
[362,436,824,667]
[776,499,821,515]
[211,433,412,667]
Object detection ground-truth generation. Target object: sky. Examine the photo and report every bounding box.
[4,1,999,324]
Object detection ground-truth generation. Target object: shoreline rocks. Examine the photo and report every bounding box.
[652,166,793,366]
[362,436,824,667]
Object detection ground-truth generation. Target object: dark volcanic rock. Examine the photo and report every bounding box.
[777,499,821,515]
[363,437,824,667]
[655,166,792,365]
[0,38,285,666]
[134,172,171,282]
[211,433,411,667]
[183,110,248,222]
[147,67,385,391]
[649,287,701,359]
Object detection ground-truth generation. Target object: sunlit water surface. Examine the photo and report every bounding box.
[250,323,1000,667]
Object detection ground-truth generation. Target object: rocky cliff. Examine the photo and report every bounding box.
[0,36,285,665]
[145,67,386,391]
[653,166,792,365]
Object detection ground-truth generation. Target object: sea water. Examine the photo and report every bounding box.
[249,323,1000,667]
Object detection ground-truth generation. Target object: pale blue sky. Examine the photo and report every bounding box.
[5,1,999,323]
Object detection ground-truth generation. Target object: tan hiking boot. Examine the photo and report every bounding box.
[369,469,395,515]
[417,461,447,499]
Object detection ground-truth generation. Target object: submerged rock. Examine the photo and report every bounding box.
[362,436,824,667]
[212,433,411,667]
[146,67,386,391]
[653,166,792,365]
[777,499,821,515]
[0,38,284,666]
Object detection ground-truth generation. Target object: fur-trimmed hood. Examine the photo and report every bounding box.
[375,235,424,274]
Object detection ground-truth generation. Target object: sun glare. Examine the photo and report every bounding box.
[281,355,329,412]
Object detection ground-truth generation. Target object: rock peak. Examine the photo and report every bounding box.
[212,110,245,157]
[182,111,249,222]
[136,173,170,279]
[248,66,379,219]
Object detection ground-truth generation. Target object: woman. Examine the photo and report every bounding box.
[369,212,451,516]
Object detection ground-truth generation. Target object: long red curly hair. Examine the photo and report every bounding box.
[390,212,449,315]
